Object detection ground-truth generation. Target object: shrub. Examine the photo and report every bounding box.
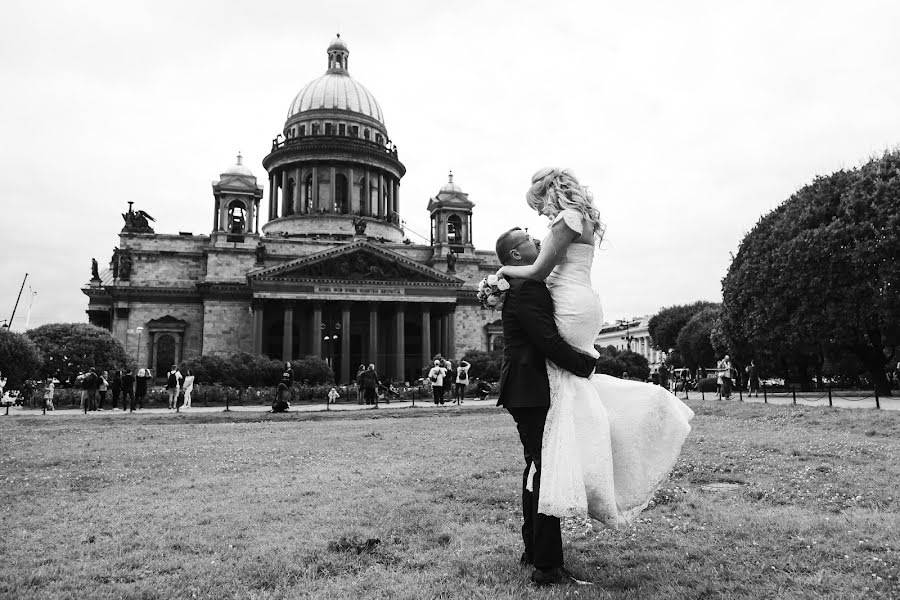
[26,323,130,385]
[291,355,334,385]
[0,329,44,390]
[594,345,650,381]
[460,349,503,382]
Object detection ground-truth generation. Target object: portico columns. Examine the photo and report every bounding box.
[394,303,405,383]
[421,305,431,368]
[368,303,379,370]
[447,309,456,360]
[312,303,323,357]
[312,168,319,213]
[388,176,395,221]
[341,303,351,384]
[378,172,385,217]
[269,173,276,219]
[282,303,294,362]
[252,302,263,355]
[281,171,289,217]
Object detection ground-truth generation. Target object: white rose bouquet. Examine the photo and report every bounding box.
[476,274,510,310]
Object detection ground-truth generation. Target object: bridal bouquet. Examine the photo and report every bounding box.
[476,274,510,310]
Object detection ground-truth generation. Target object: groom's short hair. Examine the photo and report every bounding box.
[495,227,523,265]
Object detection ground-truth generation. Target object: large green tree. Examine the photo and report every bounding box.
[648,301,720,352]
[721,151,900,395]
[26,323,130,384]
[594,346,650,381]
[0,328,44,389]
[676,307,720,370]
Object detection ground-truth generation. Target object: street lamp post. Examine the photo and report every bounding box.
[618,319,635,352]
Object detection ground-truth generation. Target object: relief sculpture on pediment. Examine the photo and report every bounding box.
[291,251,435,282]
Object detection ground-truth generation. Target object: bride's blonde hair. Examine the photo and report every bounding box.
[525,168,605,242]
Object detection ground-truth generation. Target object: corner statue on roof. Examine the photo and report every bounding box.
[121,201,156,234]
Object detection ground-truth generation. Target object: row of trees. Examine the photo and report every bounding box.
[0,322,337,391]
[648,151,899,395]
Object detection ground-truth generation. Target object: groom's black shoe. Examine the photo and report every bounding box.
[530,567,593,586]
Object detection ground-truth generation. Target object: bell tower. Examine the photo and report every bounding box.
[212,153,264,241]
[428,171,475,263]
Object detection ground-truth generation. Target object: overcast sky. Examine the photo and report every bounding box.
[2,0,899,331]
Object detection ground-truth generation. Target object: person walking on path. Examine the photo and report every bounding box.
[43,380,55,411]
[182,369,195,408]
[454,359,471,405]
[110,371,122,410]
[355,364,366,404]
[135,369,151,410]
[359,364,380,406]
[428,360,447,405]
[98,371,109,410]
[746,360,760,397]
[165,365,182,410]
[122,370,136,411]
[83,368,100,413]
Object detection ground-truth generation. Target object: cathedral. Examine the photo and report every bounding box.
[83,35,503,384]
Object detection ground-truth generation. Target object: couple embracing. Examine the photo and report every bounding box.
[494,168,695,586]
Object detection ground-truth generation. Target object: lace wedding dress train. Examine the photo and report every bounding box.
[537,210,695,526]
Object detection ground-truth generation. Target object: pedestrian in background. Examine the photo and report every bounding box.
[122,370,136,411]
[355,364,366,404]
[746,360,760,397]
[135,368,151,410]
[110,371,123,410]
[428,359,447,405]
[43,379,55,411]
[83,368,100,413]
[165,365,182,410]
[360,364,379,406]
[327,386,339,405]
[98,371,109,410]
[721,355,733,399]
[454,359,470,405]
[182,369,195,408]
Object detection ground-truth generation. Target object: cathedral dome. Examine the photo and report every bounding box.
[440,172,462,194]
[286,35,385,126]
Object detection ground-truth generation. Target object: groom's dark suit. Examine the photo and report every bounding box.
[497,277,596,570]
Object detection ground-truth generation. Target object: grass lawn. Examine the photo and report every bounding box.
[1,400,899,599]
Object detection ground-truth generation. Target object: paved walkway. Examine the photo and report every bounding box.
[676,390,900,412]
[1,397,500,417]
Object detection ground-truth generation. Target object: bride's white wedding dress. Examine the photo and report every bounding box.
[537,209,695,526]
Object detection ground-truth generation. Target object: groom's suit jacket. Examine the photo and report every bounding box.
[497,278,596,408]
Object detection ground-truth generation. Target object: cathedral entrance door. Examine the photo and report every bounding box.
[155,334,176,379]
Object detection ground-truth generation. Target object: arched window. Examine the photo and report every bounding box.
[299,125,306,136]
[339,123,346,136]
[335,174,349,214]
[325,123,333,135]
[228,200,247,233]
[363,128,370,140]
[312,122,320,135]
[447,215,463,243]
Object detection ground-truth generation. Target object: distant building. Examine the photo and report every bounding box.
[83,36,501,384]
[595,316,665,366]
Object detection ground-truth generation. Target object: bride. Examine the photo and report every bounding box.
[497,168,694,526]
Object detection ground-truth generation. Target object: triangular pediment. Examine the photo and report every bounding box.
[214,174,263,193]
[249,241,463,285]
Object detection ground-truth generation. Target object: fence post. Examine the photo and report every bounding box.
[224,391,231,412]
[738,386,743,402]
[875,387,880,410]
[828,385,832,408]
[763,383,767,404]
[701,387,705,401]
[792,388,796,405]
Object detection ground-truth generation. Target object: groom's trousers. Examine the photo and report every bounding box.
[507,407,563,569]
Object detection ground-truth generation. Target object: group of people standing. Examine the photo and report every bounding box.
[66,365,195,413]
[427,358,471,405]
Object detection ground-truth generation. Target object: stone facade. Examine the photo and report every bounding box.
[83,36,503,383]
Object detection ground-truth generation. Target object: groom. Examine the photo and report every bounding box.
[495,227,597,586]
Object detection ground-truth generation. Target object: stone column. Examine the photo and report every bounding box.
[312,303,322,357]
[294,167,301,214]
[378,172,385,218]
[368,302,379,370]
[364,170,371,215]
[421,305,431,369]
[341,302,351,384]
[447,308,456,360]
[330,166,336,212]
[312,167,319,213]
[394,303,406,383]
[388,177,395,222]
[282,303,294,362]
[281,171,289,217]
[348,167,356,213]
[269,174,276,219]
[213,198,220,231]
[254,200,260,233]
[434,311,443,358]
[252,301,264,355]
